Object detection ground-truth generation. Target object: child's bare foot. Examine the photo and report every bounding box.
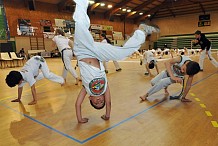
[11,99,21,102]
[181,98,192,102]
[140,94,148,101]
[28,100,37,105]
[75,78,82,85]
[164,88,169,95]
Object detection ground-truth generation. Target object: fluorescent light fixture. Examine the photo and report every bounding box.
[100,3,105,6]
[139,12,143,15]
[89,0,95,4]
[108,5,112,8]
[127,9,131,12]
[122,8,126,12]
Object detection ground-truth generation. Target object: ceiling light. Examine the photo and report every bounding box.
[139,12,143,15]
[108,5,112,8]
[122,8,126,12]
[89,0,95,4]
[147,14,151,17]
[127,9,131,12]
[100,3,105,6]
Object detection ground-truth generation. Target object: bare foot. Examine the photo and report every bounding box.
[181,98,192,102]
[75,78,82,85]
[140,94,148,101]
[165,88,169,95]
[11,99,21,102]
[28,100,37,105]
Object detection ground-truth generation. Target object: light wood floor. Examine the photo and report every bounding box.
[0,54,217,146]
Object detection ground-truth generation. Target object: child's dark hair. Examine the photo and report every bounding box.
[6,71,23,87]
[148,60,155,69]
[90,100,105,110]
[186,61,200,76]
[101,33,112,44]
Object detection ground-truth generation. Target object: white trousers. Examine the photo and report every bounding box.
[35,61,64,84]
[199,49,218,70]
[61,50,79,79]
[147,71,175,96]
[103,61,121,70]
[73,0,146,62]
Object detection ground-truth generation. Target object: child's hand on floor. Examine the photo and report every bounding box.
[101,115,110,120]
[78,118,89,123]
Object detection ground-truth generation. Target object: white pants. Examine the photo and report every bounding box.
[147,71,176,96]
[199,49,218,70]
[61,49,79,79]
[103,61,120,70]
[73,0,146,62]
[35,61,64,84]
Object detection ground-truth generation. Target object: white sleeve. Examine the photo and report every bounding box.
[101,39,107,43]
[22,72,36,87]
[18,80,26,88]
[52,36,56,42]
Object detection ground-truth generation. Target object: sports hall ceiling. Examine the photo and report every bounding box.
[37,0,218,21]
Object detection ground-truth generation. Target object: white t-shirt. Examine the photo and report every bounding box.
[18,56,44,87]
[78,61,107,96]
[101,39,107,43]
[143,50,156,64]
[52,35,70,52]
[171,55,191,77]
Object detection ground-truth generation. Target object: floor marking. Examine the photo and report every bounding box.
[190,93,196,97]
[0,71,217,144]
[211,121,218,128]
[205,111,213,117]
[195,98,201,102]
[200,104,206,108]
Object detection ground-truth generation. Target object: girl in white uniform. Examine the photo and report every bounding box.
[52,29,81,85]
[73,0,158,123]
[6,56,64,105]
[140,55,200,102]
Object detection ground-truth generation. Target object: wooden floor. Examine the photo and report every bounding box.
[0,54,218,146]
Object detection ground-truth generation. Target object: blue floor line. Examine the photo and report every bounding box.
[0,71,217,144]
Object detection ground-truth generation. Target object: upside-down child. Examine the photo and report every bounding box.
[73,0,158,123]
[140,55,200,102]
[5,56,64,105]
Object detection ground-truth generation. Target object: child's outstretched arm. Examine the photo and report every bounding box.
[11,87,23,103]
[165,56,183,83]
[75,87,89,123]
[28,84,37,105]
[101,86,111,120]
[181,76,193,102]
[155,64,159,74]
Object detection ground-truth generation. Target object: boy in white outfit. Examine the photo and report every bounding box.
[52,29,81,85]
[142,50,159,76]
[6,56,64,105]
[73,0,158,123]
[140,55,200,102]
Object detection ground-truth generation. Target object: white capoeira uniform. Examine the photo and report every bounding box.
[147,56,191,96]
[143,50,157,65]
[73,0,150,96]
[101,39,121,71]
[52,35,79,80]
[18,56,64,88]
[199,47,218,69]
